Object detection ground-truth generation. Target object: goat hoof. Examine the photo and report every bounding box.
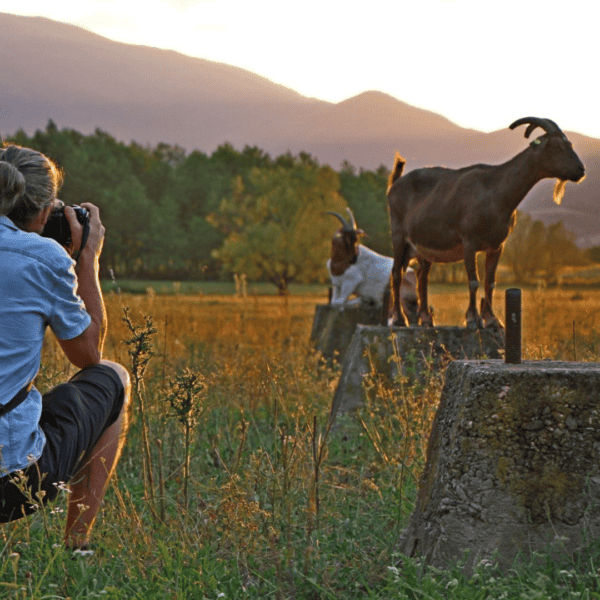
[466,319,481,331]
[417,312,434,327]
[389,317,407,327]
[484,318,504,331]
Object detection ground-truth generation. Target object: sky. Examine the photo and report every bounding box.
[7,0,600,138]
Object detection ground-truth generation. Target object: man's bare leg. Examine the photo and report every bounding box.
[65,360,131,548]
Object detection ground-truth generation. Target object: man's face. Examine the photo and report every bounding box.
[24,198,63,234]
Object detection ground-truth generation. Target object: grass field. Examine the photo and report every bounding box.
[2,284,600,598]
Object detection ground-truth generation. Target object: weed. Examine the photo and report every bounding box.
[165,367,206,510]
[2,287,600,598]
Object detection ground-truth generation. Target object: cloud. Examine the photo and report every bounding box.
[159,0,213,8]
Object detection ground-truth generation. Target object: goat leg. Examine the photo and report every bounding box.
[417,259,434,327]
[390,243,410,326]
[463,246,483,329]
[390,263,407,326]
[480,248,504,329]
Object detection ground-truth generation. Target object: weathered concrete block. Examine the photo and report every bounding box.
[330,326,504,419]
[310,304,385,366]
[398,359,600,573]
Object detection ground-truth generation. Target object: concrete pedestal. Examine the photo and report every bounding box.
[398,359,600,573]
[330,326,504,420]
[310,304,385,366]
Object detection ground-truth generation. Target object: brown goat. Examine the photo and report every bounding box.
[387,117,586,329]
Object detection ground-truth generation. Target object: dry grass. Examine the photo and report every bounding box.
[424,286,600,361]
[106,285,600,356]
[4,285,600,598]
[106,291,318,358]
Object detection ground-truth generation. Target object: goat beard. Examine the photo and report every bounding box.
[553,179,567,205]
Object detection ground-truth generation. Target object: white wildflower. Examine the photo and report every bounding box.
[52,481,72,493]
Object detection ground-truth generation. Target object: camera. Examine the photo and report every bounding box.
[42,204,90,257]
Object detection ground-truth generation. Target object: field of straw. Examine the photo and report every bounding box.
[2,285,600,599]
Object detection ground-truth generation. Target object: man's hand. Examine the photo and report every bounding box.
[58,202,107,367]
[64,203,105,264]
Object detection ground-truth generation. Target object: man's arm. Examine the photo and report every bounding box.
[57,203,106,369]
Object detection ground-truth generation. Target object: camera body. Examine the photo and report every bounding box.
[42,204,90,254]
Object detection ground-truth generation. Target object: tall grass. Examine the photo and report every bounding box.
[2,286,600,598]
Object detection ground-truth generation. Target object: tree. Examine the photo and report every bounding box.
[502,213,545,282]
[339,165,391,256]
[128,141,176,206]
[208,162,347,294]
[100,175,153,276]
[589,246,600,264]
[541,222,587,285]
[502,212,587,284]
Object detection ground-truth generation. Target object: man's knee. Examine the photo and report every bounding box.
[99,360,130,396]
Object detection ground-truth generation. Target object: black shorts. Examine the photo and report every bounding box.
[0,363,125,523]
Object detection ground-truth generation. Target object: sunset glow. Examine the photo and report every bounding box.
[5,0,600,138]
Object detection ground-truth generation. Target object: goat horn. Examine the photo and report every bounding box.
[346,208,357,230]
[509,117,563,138]
[326,211,353,232]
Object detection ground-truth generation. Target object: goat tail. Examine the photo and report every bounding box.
[387,152,406,194]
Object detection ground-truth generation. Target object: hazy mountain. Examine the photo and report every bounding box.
[1,12,599,245]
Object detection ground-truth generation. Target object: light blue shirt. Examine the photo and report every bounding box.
[0,215,91,474]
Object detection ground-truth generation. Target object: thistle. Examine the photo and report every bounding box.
[166,368,206,510]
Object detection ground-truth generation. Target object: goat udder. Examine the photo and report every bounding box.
[413,243,465,264]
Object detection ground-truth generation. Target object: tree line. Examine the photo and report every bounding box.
[6,121,596,292]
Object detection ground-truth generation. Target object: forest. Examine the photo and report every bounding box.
[6,121,596,292]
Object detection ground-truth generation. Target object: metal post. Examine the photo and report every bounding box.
[505,288,522,364]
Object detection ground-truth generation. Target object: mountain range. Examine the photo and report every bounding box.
[1,12,599,246]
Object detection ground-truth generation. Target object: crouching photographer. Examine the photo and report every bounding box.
[0,144,130,550]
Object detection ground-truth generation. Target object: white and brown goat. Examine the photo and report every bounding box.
[326,209,418,324]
